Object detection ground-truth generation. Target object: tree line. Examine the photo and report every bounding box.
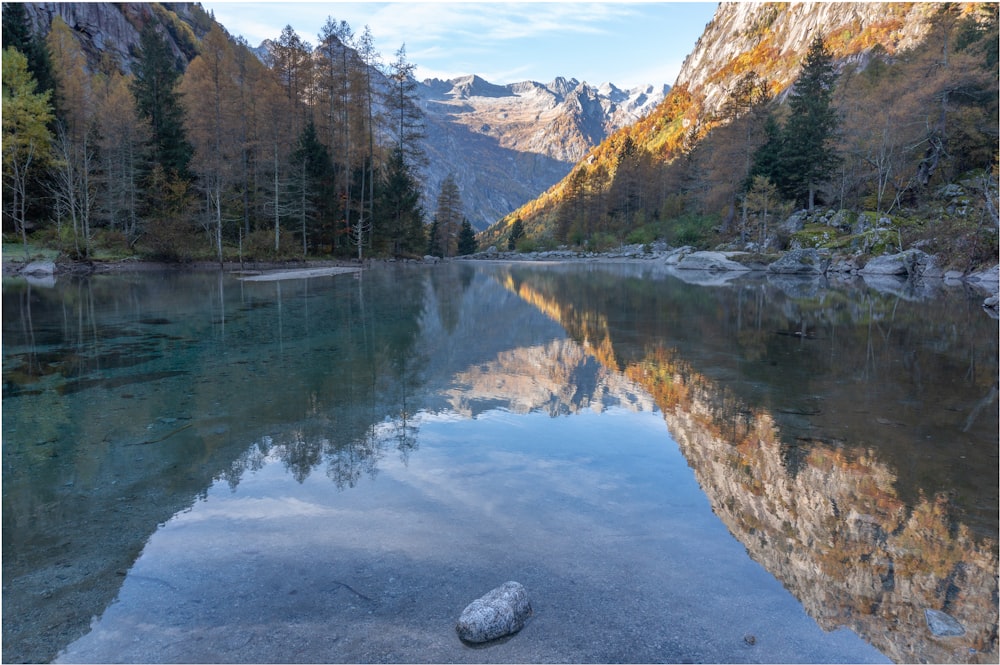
[1,4,478,263]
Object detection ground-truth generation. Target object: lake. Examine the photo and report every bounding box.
[3,261,996,664]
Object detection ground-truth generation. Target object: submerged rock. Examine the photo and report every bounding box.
[456,581,532,643]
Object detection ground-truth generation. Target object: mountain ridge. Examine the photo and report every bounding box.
[418,74,669,229]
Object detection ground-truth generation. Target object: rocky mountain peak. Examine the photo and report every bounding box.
[447,74,511,99]
[418,73,669,229]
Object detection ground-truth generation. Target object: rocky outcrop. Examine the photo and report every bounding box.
[22,3,211,74]
[674,2,937,120]
[456,581,532,643]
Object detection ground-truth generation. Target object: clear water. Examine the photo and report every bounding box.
[2,262,996,663]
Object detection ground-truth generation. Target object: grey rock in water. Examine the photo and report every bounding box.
[924,609,966,637]
[860,251,914,276]
[676,251,751,272]
[21,260,56,276]
[859,248,944,281]
[456,581,532,643]
[768,248,828,275]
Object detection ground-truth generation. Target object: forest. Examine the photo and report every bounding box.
[483,3,998,273]
[1,3,478,264]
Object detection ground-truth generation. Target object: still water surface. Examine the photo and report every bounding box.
[3,262,996,663]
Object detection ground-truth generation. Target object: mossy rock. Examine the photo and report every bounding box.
[790,224,852,250]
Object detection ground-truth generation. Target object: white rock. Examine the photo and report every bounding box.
[456,581,532,643]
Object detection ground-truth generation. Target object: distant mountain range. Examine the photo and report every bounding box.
[419,75,668,229]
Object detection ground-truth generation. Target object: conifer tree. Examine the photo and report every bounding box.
[132,23,192,179]
[47,17,97,258]
[747,115,785,193]
[433,174,463,257]
[425,216,440,257]
[385,45,426,171]
[291,120,333,256]
[373,146,424,256]
[2,2,56,97]
[781,34,840,209]
[179,24,241,264]
[507,217,525,251]
[457,218,478,256]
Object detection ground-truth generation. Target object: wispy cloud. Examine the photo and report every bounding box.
[363,2,637,46]
[205,1,717,88]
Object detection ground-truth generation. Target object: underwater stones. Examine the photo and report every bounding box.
[456,581,532,643]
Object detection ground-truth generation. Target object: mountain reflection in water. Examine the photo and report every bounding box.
[2,262,996,664]
[500,262,997,664]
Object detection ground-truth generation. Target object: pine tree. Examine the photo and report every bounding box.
[2,2,56,97]
[781,34,840,209]
[747,115,785,192]
[507,217,525,251]
[291,120,333,256]
[132,23,192,179]
[385,45,426,172]
[426,216,440,257]
[373,146,425,256]
[457,218,478,255]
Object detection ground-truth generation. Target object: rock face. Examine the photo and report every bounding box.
[455,581,532,643]
[22,3,209,74]
[674,2,936,120]
[419,76,668,230]
[924,609,966,637]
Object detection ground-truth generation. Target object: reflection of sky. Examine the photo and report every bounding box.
[58,406,888,664]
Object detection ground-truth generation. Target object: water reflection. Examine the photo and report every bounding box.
[3,263,996,663]
[498,263,998,663]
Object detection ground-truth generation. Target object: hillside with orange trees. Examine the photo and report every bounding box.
[481,2,998,274]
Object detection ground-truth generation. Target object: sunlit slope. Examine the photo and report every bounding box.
[481,1,995,249]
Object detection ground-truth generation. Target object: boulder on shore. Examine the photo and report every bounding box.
[456,581,532,644]
[859,249,939,280]
[675,251,751,272]
[768,248,828,275]
[20,260,57,276]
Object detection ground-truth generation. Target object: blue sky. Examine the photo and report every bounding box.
[202,2,719,89]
